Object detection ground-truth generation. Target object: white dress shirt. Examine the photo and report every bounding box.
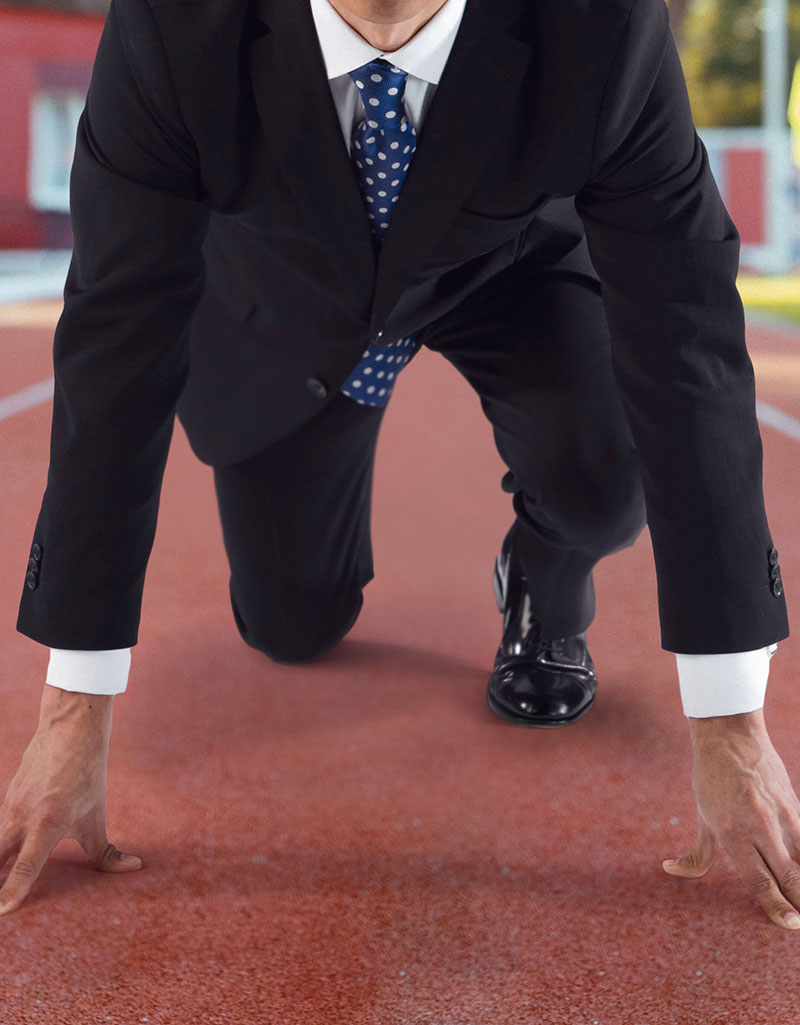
[45,0,776,714]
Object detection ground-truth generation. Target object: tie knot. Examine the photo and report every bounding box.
[350,58,409,128]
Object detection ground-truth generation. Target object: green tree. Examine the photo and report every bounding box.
[676,0,800,126]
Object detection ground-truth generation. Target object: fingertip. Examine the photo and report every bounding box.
[105,853,143,872]
[96,847,143,872]
[0,896,19,917]
[662,857,707,878]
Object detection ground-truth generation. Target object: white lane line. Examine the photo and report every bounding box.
[0,378,54,421]
[756,400,800,443]
[2,381,800,450]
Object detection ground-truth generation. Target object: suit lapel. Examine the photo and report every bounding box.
[246,0,531,334]
[246,0,376,321]
[371,0,531,334]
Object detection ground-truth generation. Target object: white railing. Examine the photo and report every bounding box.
[698,126,798,275]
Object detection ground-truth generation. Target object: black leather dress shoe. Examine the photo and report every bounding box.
[486,533,597,728]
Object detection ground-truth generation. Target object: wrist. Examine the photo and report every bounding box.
[689,708,768,750]
[38,683,114,734]
[689,708,764,731]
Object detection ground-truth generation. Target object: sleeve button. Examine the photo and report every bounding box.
[306,378,328,399]
[772,579,783,597]
[25,571,38,591]
[31,543,42,561]
[768,547,779,566]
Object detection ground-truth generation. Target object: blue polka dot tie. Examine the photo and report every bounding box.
[339,58,418,408]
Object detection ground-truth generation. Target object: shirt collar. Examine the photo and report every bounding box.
[309,0,467,84]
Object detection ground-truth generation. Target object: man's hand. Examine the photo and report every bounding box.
[0,685,142,916]
[662,709,800,930]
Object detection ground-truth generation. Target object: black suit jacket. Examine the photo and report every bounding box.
[17,0,790,656]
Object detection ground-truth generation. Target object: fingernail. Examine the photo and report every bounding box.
[782,913,800,929]
[662,859,678,870]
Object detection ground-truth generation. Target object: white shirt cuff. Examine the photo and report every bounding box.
[675,645,777,718]
[46,648,131,695]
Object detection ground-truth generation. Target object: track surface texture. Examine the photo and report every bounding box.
[1,297,799,1025]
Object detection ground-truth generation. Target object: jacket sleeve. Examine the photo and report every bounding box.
[574,0,789,653]
[17,0,210,649]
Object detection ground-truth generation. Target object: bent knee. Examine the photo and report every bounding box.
[580,467,647,554]
[522,451,647,555]
[232,587,364,664]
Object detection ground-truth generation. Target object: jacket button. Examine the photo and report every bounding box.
[768,547,779,566]
[306,377,328,399]
[25,570,38,591]
[372,329,384,345]
[772,578,783,597]
[31,543,42,561]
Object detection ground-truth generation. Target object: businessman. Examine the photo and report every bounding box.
[2,0,800,928]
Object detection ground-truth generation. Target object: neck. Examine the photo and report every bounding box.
[326,0,449,51]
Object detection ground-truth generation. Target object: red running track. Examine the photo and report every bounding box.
[1,300,799,1024]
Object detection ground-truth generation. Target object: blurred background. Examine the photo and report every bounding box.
[0,0,799,309]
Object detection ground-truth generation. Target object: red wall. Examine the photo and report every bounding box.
[724,148,767,247]
[0,4,104,248]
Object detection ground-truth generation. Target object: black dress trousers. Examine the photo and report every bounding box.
[212,245,648,661]
[212,389,386,664]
